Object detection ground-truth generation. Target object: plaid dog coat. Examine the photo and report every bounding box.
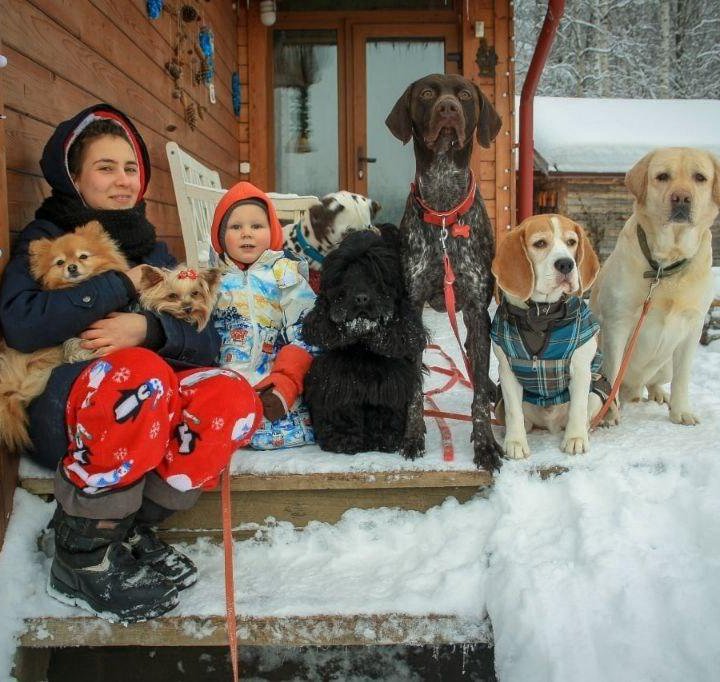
[491,296,603,407]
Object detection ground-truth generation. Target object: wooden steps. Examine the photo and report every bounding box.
[20,613,489,648]
[19,469,494,541]
[13,465,494,675]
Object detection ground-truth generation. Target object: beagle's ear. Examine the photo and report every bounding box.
[625,151,653,204]
[572,222,600,294]
[492,226,533,301]
[474,83,502,149]
[385,84,414,144]
[711,152,720,207]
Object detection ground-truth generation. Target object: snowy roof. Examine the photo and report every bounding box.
[523,97,720,174]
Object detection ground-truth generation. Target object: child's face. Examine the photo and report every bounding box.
[224,203,272,265]
[72,135,141,210]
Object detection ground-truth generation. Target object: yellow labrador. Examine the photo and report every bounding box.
[591,147,720,425]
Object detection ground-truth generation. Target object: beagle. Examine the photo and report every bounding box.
[490,214,610,459]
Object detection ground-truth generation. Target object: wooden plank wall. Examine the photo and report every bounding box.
[458,0,515,239]
[1,0,246,260]
[0,35,12,550]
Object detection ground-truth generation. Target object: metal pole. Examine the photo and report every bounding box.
[518,0,565,222]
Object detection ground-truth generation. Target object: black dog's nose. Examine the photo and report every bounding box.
[554,258,575,275]
[438,98,460,116]
[355,292,370,306]
[67,263,78,274]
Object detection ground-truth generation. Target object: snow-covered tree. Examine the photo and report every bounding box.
[515,0,720,98]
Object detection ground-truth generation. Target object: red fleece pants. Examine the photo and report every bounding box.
[62,348,262,495]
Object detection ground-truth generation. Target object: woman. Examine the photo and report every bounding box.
[0,104,262,623]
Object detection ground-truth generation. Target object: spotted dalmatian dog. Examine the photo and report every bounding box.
[282,191,381,272]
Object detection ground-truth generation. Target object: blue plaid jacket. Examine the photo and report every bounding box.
[491,297,602,406]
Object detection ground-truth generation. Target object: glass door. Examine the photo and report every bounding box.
[352,25,459,224]
[271,20,459,219]
[273,29,340,197]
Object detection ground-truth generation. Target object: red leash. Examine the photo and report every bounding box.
[221,469,240,682]
[590,278,659,429]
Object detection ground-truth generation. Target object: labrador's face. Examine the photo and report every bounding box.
[626,148,720,230]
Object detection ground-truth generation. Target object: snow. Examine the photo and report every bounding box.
[5,310,720,681]
[522,96,720,174]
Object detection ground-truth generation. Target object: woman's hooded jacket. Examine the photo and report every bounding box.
[0,103,219,468]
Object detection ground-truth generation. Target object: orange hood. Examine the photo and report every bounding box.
[210,182,283,257]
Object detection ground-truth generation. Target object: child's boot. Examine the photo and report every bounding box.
[126,498,198,590]
[48,507,179,624]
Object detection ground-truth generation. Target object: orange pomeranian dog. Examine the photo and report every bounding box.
[0,221,128,453]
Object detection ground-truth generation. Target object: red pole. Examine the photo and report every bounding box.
[518,0,565,223]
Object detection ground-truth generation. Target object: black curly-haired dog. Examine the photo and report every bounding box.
[302,225,428,454]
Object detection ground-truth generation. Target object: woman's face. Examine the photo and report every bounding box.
[72,135,141,210]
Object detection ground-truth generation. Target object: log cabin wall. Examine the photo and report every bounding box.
[1,0,246,261]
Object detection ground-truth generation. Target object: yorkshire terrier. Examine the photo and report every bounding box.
[137,265,220,331]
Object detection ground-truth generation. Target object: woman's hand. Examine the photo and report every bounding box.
[80,312,147,356]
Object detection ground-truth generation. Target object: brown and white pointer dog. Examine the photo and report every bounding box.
[386,73,504,471]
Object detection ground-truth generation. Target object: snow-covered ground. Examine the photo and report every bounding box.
[3,309,720,681]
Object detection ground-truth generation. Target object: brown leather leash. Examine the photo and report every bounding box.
[221,468,240,682]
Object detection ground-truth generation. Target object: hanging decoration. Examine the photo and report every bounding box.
[274,42,322,154]
[147,0,164,19]
[197,26,217,104]
[185,102,199,131]
[232,72,241,117]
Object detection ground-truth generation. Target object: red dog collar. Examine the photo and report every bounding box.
[411,171,476,239]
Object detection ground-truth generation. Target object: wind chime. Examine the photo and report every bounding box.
[161,1,216,131]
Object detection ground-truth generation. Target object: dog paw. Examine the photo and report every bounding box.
[503,437,530,460]
[562,433,588,455]
[646,386,670,405]
[400,436,425,460]
[596,403,620,427]
[474,439,504,471]
[669,410,700,426]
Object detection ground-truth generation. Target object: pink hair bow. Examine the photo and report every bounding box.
[178,269,198,280]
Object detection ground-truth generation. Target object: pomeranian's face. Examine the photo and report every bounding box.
[29,221,129,289]
[139,265,221,331]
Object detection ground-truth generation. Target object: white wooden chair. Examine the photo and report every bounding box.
[166,142,319,268]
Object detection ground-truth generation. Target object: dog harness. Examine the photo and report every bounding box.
[411,171,477,239]
[491,296,603,407]
[290,220,326,266]
[636,225,690,279]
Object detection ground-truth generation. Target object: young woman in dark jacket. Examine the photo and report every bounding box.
[0,104,262,623]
